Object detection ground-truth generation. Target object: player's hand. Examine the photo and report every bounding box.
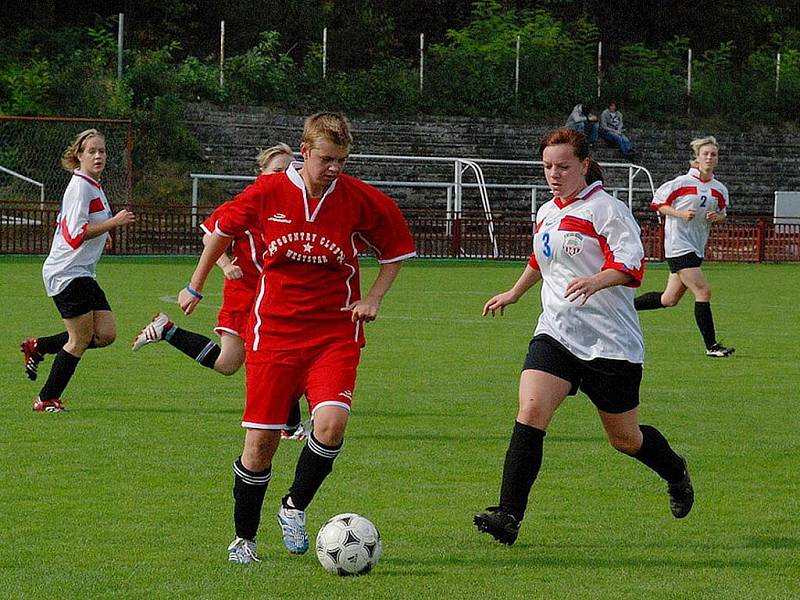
[565,275,602,305]
[177,287,202,316]
[683,208,696,222]
[104,234,113,251]
[706,211,722,222]
[482,290,518,316]
[341,297,380,323]
[223,264,243,280]
[112,209,135,227]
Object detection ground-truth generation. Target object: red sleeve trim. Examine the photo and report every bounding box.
[528,252,540,271]
[558,216,643,287]
[651,185,698,210]
[88,197,105,213]
[711,188,726,210]
[60,217,88,249]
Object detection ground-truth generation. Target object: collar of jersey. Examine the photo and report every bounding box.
[688,167,713,183]
[73,170,102,189]
[554,180,604,209]
[286,163,338,222]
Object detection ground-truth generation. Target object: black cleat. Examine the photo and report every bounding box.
[20,338,44,381]
[706,343,735,357]
[473,506,520,545]
[668,457,694,518]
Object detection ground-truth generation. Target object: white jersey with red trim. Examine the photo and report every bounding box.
[214,164,416,351]
[529,181,645,362]
[651,167,729,258]
[42,171,113,296]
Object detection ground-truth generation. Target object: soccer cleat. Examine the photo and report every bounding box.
[668,457,694,518]
[473,506,521,545]
[281,418,313,441]
[32,397,66,413]
[705,343,735,357]
[227,537,260,564]
[21,338,44,381]
[278,504,309,554]
[132,312,173,351]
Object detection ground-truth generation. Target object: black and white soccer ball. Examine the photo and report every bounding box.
[315,513,382,576]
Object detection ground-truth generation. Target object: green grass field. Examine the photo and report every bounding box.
[1,256,798,600]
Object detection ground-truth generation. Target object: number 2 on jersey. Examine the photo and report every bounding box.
[542,232,552,257]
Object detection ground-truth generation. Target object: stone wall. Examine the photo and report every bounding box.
[186,103,800,215]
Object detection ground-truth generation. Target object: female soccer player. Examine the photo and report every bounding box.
[177,112,415,564]
[473,128,693,546]
[634,136,734,357]
[131,143,309,438]
[21,128,135,412]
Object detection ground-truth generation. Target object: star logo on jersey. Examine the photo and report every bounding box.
[268,213,292,223]
[562,232,584,256]
[303,243,314,253]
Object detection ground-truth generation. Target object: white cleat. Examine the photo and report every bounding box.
[278,505,309,554]
[227,537,260,564]
[132,312,172,351]
[281,418,313,441]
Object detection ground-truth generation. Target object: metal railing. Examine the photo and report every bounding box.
[0,165,45,208]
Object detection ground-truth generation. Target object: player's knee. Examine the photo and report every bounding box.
[695,286,712,302]
[93,331,116,347]
[660,294,680,307]
[312,415,347,446]
[608,432,640,455]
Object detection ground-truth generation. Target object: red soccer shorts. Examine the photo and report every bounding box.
[241,339,361,429]
[214,282,256,338]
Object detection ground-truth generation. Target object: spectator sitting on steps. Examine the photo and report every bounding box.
[565,102,599,146]
[600,101,635,159]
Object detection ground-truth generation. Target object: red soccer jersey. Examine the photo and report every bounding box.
[214,165,416,351]
[201,202,265,292]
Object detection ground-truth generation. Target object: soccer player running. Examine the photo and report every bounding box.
[474,128,693,546]
[177,112,416,564]
[131,143,309,439]
[21,128,135,412]
[634,136,734,357]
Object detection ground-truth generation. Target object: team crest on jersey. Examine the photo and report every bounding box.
[268,213,292,223]
[562,232,584,256]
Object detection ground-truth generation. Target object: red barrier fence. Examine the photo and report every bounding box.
[2,203,799,262]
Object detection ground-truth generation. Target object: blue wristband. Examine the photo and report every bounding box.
[185,284,203,300]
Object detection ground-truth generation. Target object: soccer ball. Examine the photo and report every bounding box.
[315,513,382,576]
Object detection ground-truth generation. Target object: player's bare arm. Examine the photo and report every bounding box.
[342,261,404,322]
[658,205,695,222]
[565,268,634,305]
[178,233,230,315]
[85,209,135,240]
[202,232,241,279]
[483,265,542,316]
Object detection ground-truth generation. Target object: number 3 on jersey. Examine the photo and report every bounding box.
[542,232,552,257]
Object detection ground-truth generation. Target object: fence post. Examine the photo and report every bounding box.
[686,47,692,115]
[757,218,766,262]
[515,35,520,97]
[117,13,124,79]
[219,21,225,88]
[323,27,328,79]
[451,215,462,258]
[597,40,602,99]
[419,33,425,94]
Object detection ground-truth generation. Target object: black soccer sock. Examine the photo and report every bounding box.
[232,457,271,541]
[36,332,69,355]
[694,302,717,349]
[38,349,81,401]
[499,421,546,522]
[285,402,302,432]
[634,291,665,311]
[285,433,343,511]
[631,425,685,484]
[166,328,221,369]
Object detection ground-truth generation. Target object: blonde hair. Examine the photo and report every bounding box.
[61,128,105,171]
[689,135,719,167]
[255,143,293,173]
[301,111,353,151]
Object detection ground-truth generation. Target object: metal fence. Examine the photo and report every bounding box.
[2,201,799,262]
